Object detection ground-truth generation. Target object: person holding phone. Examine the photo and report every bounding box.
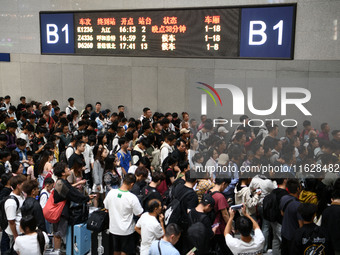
[224,205,265,255]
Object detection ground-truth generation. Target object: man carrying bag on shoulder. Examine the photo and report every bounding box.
[50,162,95,253]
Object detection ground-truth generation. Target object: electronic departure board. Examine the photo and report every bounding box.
[40,5,296,59]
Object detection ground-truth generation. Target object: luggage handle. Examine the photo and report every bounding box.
[74,236,79,253]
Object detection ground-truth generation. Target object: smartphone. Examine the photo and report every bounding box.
[186,247,197,255]
[231,204,243,210]
[212,223,220,228]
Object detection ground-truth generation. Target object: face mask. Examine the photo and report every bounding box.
[55,139,60,145]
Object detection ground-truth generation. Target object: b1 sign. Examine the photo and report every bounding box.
[240,6,295,59]
[40,13,75,54]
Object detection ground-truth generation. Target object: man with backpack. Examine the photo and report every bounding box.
[1,174,26,249]
[52,162,95,252]
[140,171,164,211]
[263,177,288,255]
[186,193,218,255]
[279,178,304,255]
[209,177,231,255]
[160,134,176,164]
[165,171,198,226]
[131,166,149,197]
[164,171,198,253]
[132,138,148,165]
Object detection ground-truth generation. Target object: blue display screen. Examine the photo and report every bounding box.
[40,13,75,54]
[240,6,295,59]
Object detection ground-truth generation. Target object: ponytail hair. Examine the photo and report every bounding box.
[36,229,46,255]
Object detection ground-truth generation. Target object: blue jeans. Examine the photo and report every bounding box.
[270,222,282,255]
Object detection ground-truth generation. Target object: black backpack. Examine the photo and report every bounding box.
[264,192,293,222]
[59,146,74,164]
[263,192,280,222]
[164,185,192,227]
[87,209,109,232]
[0,195,19,230]
[163,178,185,207]
[139,186,157,211]
[187,212,209,254]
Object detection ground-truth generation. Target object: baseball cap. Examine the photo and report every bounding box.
[202,193,215,207]
[45,101,51,106]
[217,153,229,165]
[180,128,190,135]
[218,126,229,134]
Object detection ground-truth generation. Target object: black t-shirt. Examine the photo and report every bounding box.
[173,184,198,212]
[32,136,46,154]
[172,149,186,162]
[322,204,340,252]
[17,103,26,112]
[68,152,85,169]
[154,133,164,149]
[85,129,97,139]
[172,119,181,130]
[90,111,100,121]
[291,223,328,255]
[0,162,6,177]
[52,114,59,123]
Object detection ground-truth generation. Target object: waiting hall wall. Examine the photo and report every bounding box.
[0,0,339,129]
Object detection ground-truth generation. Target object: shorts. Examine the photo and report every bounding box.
[112,233,136,254]
[53,216,68,238]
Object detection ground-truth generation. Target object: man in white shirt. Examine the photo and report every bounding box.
[225,206,265,255]
[78,134,94,179]
[4,175,26,247]
[112,126,125,153]
[132,139,148,165]
[65,97,77,116]
[160,134,176,164]
[135,199,165,255]
[104,174,143,255]
[140,107,153,123]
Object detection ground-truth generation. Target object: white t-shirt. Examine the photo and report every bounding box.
[225,228,265,255]
[5,192,25,236]
[136,213,164,255]
[66,105,77,115]
[14,232,49,255]
[39,189,50,209]
[103,188,143,235]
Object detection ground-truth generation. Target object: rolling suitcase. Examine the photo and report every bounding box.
[66,223,91,255]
